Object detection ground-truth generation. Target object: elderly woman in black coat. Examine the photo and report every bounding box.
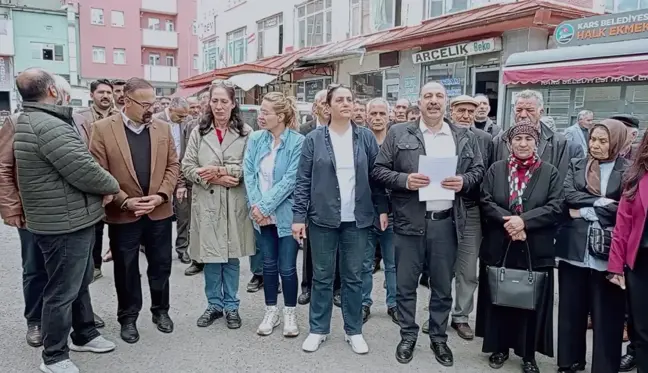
[476,120,564,373]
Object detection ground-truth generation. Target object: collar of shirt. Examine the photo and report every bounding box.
[121,110,148,135]
[419,119,452,136]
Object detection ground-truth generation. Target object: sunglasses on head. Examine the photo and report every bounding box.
[212,79,236,88]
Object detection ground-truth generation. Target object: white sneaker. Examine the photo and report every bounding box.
[39,359,80,373]
[345,334,369,354]
[257,306,280,336]
[69,335,116,353]
[302,333,327,352]
[283,307,300,337]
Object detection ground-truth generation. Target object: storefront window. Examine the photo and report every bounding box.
[544,89,571,129]
[574,86,623,124]
[351,71,383,101]
[626,85,648,129]
[296,77,332,102]
[422,61,467,99]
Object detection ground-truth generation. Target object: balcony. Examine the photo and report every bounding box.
[143,65,179,83]
[0,20,14,56]
[141,0,177,15]
[142,29,178,49]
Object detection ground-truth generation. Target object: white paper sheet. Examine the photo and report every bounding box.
[417,155,458,202]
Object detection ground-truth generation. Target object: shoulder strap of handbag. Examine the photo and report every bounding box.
[501,240,534,272]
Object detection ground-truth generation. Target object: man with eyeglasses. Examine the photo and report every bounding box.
[89,78,180,344]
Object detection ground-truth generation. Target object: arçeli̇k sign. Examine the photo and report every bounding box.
[555,9,648,47]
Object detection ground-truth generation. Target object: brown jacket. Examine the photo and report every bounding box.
[0,112,91,220]
[89,114,180,224]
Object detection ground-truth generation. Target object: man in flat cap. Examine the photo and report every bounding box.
[612,114,640,161]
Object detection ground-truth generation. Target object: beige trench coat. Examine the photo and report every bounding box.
[181,124,255,263]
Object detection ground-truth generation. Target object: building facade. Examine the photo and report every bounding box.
[74,0,199,97]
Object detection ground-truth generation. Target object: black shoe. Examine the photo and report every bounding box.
[26,325,42,347]
[488,352,509,369]
[362,305,371,324]
[178,252,191,264]
[247,275,263,293]
[197,307,223,327]
[387,307,399,325]
[558,362,586,372]
[521,359,539,373]
[185,261,204,276]
[94,313,105,329]
[620,354,636,372]
[430,341,454,367]
[120,322,140,344]
[298,291,311,305]
[225,310,242,329]
[333,291,342,308]
[395,339,416,364]
[152,313,174,333]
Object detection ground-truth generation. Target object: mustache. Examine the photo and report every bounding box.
[426,104,441,110]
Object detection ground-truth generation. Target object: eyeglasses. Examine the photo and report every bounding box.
[126,95,154,111]
[211,79,236,88]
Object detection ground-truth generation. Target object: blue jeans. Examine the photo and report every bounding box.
[309,221,368,336]
[362,225,396,309]
[18,228,47,326]
[204,259,240,312]
[249,245,263,276]
[254,225,298,307]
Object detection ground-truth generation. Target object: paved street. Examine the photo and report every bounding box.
[0,223,597,373]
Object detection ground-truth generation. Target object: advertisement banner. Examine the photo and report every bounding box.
[555,10,648,47]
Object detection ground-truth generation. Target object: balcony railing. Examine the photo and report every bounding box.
[142,29,179,49]
[143,65,179,83]
[141,0,177,15]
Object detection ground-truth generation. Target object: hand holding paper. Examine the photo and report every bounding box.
[417,155,458,201]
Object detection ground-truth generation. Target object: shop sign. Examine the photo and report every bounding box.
[412,38,502,64]
[555,10,648,47]
[539,75,648,85]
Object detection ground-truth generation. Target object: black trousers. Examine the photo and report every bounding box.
[627,249,648,373]
[93,221,105,269]
[18,228,47,326]
[557,261,625,373]
[301,226,341,293]
[108,216,172,324]
[34,226,99,365]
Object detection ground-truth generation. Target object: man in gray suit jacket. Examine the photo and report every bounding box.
[153,97,191,264]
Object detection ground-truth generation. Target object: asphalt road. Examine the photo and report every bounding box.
[0,223,597,373]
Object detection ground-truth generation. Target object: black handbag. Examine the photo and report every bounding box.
[486,240,548,311]
[587,225,613,260]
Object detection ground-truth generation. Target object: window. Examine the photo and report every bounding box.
[606,0,648,12]
[31,43,65,62]
[91,8,104,25]
[149,53,160,65]
[352,71,384,101]
[113,48,126,64]
[297,0,333,48]
[257,13,283,59]
[92,47,106,63]
[203,39,219,71]
[165,20,175,32]
[166,54,175,66]
[574,86,623,122]
[424,0,490,19]
[148,18,160,30]
[296,77,333,101]
[226,27,247,65]
[193,54,199,69]
[70,99,83,107]
[350,0,397,36]
[111,11,124,27]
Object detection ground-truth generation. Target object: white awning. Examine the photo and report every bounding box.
[222,73,277,91]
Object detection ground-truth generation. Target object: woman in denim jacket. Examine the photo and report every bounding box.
[243,92,304,337]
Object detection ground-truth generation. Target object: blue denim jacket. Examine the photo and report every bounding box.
[243,128,304,238]
[293,123,388,229]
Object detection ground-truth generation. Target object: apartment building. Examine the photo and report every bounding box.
[75,0,199,97]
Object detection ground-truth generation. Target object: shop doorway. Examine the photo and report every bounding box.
[472,67,500,119]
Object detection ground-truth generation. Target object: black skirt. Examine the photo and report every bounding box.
[475,262,555,359]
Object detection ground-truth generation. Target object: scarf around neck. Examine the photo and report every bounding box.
[508,153,541,214]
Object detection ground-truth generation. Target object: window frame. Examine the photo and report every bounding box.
[149,53,161,66]
[165,20,175,32]
[424,0,488,19]
[111,10,125,27]
[91,8,104,25]
[257,13,284,59]
[148,18,160,30]
[226,27,247,65]
[92,46,106,63]
[296,0,333,48]
[113,48,126,65]
[165,54,175,67]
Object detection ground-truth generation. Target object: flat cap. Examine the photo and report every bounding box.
[610,114,640,129]
[450,95,478,107]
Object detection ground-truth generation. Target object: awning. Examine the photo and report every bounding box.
[503,39,648,85]
[225,73,277,91]
[171,84,209,98]
[363,0,595,52]
[299,29,403,63]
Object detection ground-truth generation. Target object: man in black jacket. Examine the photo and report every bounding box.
[492,90,569,181]
[373,82,484,366]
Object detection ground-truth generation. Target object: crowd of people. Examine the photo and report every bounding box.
[0,67,647,373]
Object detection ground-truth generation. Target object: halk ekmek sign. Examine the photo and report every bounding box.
[412,38,502,64]
[555,9,648,47]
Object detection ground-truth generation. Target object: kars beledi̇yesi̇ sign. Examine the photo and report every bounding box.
[555,10,648,47]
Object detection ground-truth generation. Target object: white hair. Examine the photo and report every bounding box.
[170,97,189,109]
[577,110,593,120]
[53,75,71,97]
[514,90,544,109]
[366,98,390,112]
[314,89,327,102]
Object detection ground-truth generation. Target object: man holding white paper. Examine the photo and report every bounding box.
[372,82,484,366]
